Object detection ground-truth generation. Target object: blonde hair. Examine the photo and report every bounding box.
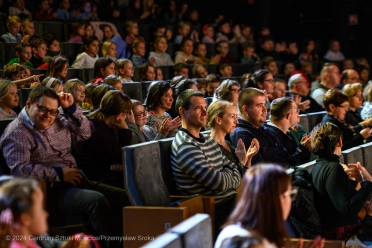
[0,80,16,99]
[342,82,362,98]
[206,100,233,129]
[101,41,115,57]
[116,59,131,71]
[131,99,143,110]
[64,78,84,94]
[6,15,21,25]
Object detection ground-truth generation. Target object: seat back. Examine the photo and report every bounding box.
[141,233,181,248]
[0,118,15,175]
[122,82,143,102]
[124,141,172,206]
[299,114,309,131]
[60,42,84,66]
[66,68,84,81]
[1,43,18,66]
[306,111,326,131]
[20,88,33,108]
[169,213,213,248]
[341,146,363,165]
[82,68,94,83]
[158,137,180,195]
[360,142,372,174]
[297,160,316,173]
[41,21,66,42]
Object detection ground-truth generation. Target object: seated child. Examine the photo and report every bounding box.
[194,42,211,64]
[29,38,47,69]
[117,59,134,83]
[55,0,71,20]
[90,57,116,85]
[174,37,196,64]
[46,56,68,82]
[124,20,145,46]
[218,63,233,77]
[136,63,156,82]
[132,99,168,142]
[72,35,100,68]
[101,41,117,62]
[34,0,56,20]
[20,18,40,43]
[205,73,221,97]
[155,67,163,80]
[130,39,155,67]
[68,21,85,42]
[0,80,19,118]
[103,74,123,91]
[8,42,33,68]
[0,15,22,42]
[148,36,174,66]
[3,64,42,89]
[64,78,86,108]
[201,24,215,44]
[173,63,189,78]
[42,31,61,58]
[81,82,96,110]
[240,41,260,66]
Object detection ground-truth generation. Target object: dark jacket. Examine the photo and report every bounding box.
[345,108,364,132]
[321,114,365,150]
[229,118,298,168]
[265,123,311,165]
[73,120,132,187]
[311,155,372,229]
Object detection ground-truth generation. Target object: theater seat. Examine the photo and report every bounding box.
[122,82,143,102]
[123,141,214,248]
[60,42,84,66]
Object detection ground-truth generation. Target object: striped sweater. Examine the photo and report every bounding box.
[170,128,241,203]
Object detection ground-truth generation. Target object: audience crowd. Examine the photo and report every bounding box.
[1,0,372,248]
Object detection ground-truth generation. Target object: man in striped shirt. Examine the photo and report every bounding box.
[170,89,242,236]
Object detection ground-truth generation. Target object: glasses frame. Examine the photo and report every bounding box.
[133,110,147,117]
[33,100,59,116]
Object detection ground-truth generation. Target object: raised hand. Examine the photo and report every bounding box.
[247,138,260,160]
[59,92,74,109]
[157,117,170,136]
[168,116,181,131]
[235,138,247,165]
[113,113,129,129]
[355,162,372,182]
[125,110,135,124]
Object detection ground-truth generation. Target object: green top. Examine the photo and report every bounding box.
[8,58,34,69]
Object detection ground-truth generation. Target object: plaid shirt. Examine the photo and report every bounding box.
[0,106,91,182]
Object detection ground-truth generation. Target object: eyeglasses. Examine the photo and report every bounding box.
[264,79,274,83]
[293,107,300,113]
[264,79,274,84]
[34,100,59,116]
[336,104,349,109]
[230,88,241,93]
[134,110,147,117]
[282,187,298,200]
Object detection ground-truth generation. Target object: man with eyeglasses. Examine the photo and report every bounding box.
[265,97,312,165]
[288,73,324,113]
[229,88,301,168]
[0,86,129,248]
